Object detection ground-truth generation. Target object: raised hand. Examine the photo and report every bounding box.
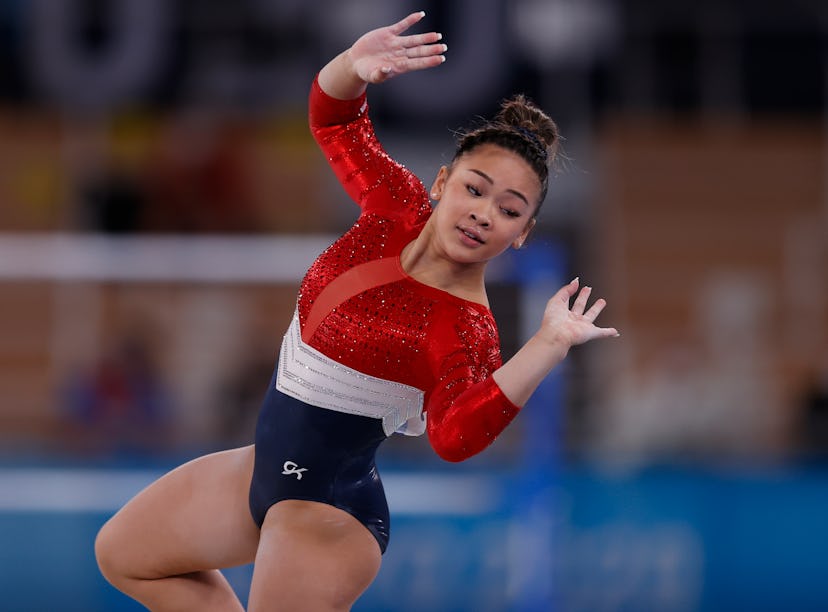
[348,11,446,84]
[539,278,619,348]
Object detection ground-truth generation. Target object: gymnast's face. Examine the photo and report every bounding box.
[429,144,540,265]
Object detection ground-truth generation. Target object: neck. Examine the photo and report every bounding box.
[401,223,488,306]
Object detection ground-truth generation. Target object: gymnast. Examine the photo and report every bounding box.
[95,11,619,611]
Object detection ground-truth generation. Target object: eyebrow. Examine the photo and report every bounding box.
[468,169,530,207]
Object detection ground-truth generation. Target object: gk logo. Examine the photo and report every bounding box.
[281,460,308,480]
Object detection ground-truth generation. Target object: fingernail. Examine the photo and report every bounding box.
[442,44,448,52]
[419,11,426,17]
[440,55,446,63]
[436,32,442,40]
[571,277,579,284]
[614,332,621,338]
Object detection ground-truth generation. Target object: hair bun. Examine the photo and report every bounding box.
[496,94,559,153]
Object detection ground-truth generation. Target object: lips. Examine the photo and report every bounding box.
[457,226,485,245]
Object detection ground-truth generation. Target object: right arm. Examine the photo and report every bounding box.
[309,12,446,214]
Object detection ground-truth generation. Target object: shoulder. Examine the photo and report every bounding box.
[429,302,502,376]
[357,173,432,226]
[455,304,501,352]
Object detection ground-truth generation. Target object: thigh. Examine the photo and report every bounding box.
[249,389,389,551]
[98,445,261,578]
[247,500,382,612]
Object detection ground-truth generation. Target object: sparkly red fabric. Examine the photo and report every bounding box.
[301,77,520,462]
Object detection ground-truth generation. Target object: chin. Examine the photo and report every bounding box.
[450,250,490,266]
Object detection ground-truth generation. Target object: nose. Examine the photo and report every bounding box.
[470,211,490,227]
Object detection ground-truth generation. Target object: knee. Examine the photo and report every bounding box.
[94,519,127,586]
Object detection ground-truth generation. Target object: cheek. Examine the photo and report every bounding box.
[435,198,465,222]
[499,223,529,247]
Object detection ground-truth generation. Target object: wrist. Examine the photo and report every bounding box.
[318,50,368,100]
[493,333,569,407]
[341,49,361,80]
[529,332,571,362]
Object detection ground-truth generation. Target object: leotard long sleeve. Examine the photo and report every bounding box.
[302,77,521,462]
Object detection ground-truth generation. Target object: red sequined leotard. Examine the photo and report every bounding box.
[302,77,520,462]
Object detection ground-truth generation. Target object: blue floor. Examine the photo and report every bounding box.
[1,464,827,611]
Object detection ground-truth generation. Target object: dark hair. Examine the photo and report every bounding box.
[452,94,559,212]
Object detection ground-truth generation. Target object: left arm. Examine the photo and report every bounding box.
[424,308,518,463]
[427,279,618,462]
[492,278,619,406]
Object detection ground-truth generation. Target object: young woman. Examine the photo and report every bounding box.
[95,11,618,611]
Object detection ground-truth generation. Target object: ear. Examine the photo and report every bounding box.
[429,166,449,201]
[513,218,536,250]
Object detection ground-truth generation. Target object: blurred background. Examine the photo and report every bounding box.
[1,0,827,610]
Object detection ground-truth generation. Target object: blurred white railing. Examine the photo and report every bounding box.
[0,233,341,283]
[0,467,500,515]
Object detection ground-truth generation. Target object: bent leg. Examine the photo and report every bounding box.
[248,500,382,612]
[95,446,260,612]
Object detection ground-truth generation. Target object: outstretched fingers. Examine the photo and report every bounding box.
[571,285,592,316]
[566,282,608,322]
[387,11,428,36]
[404,39,446,59]
[391,12,445,55]
[583,296,606,322]
[555,278,621,339]
[581,294,620,338]
[593,322,620,339]
[555,277,580,304]
[362,12,446,80]
[400,53,446,74]
[395,22,446,70]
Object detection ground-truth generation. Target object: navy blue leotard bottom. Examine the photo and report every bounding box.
[248,367,390,553]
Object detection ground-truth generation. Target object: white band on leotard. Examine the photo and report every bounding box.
[275,310,426,437]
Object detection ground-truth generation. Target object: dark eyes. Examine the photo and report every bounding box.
[466,183,521,218]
